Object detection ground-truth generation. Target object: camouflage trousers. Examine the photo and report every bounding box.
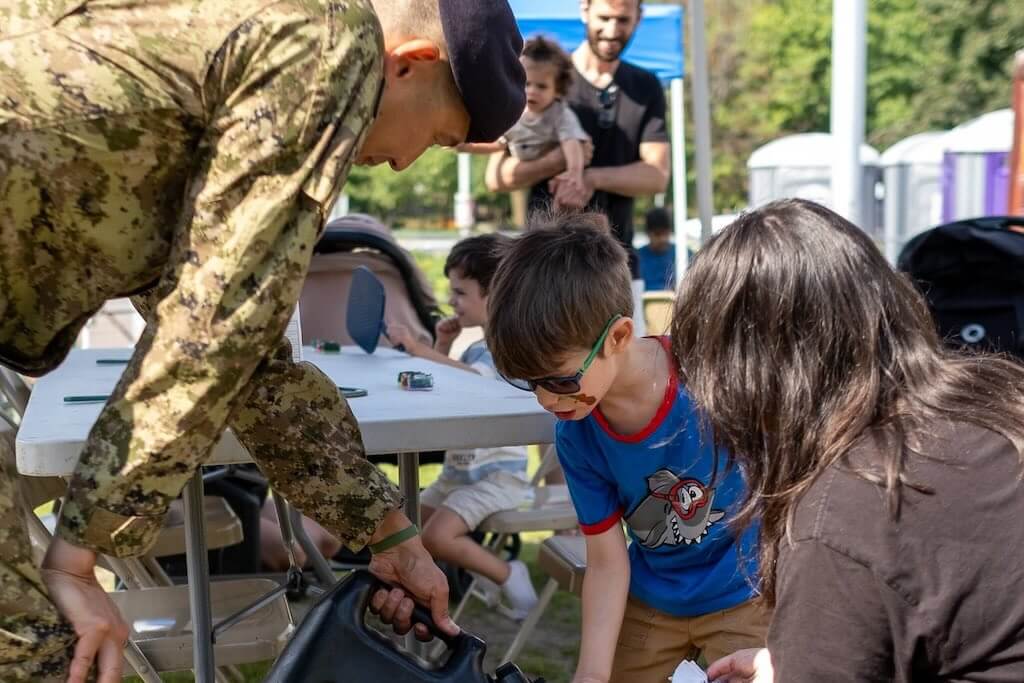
[0,432,75,682]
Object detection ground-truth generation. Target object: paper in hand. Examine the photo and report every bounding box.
[669,659,709,683]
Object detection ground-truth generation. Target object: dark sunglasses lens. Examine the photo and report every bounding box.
[540,378,581,395]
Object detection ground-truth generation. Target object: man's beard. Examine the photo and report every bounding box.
[586,30,631,63]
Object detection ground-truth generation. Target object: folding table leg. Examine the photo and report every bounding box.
[397,452,421,526]
[501,577,558,665]
[183,472,216,683]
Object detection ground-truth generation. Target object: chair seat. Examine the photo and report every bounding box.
[148,496,244,558]
[110,579,293,673]
[477,485,577,534]
[538,535,587,596]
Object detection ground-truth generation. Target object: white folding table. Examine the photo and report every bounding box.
[16,346,554,681]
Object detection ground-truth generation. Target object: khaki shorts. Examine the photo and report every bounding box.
[420,471,532,530]
[610,596,770,683]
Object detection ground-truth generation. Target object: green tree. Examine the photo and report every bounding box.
[691,0,1022,211]
[346,147,456,227]
[912,0,1024,130]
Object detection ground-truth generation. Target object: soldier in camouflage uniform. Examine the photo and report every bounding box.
[0,0,525,680]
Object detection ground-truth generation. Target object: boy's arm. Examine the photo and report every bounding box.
[575,523,630,683]
[387,324,480,375]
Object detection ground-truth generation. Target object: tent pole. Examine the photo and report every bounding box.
[688,0,714,243]
[830,0,867,227]
[670,78,688,278]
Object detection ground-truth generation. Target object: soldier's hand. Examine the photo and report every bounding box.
[367,511,459,641]
[41,538,129,683]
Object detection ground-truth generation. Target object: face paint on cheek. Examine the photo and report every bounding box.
[568,393,597,406]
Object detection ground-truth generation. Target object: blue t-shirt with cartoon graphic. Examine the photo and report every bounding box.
[555,342,759,617]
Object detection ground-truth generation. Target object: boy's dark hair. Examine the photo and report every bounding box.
[444,233,512,294]
[522,36,575,97]
[645,207,672,234]
[487,211,633,381]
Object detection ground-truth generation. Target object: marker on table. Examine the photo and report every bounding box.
[63,395,110,404]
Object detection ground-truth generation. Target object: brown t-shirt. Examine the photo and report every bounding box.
[770,422,1024,682]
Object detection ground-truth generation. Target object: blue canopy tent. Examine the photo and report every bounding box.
[511,0,684,83]
[452,1,711,277]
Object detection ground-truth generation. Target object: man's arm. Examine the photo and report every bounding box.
[586,141,670,197]
[54,4,386,558]
[574,524,630,683]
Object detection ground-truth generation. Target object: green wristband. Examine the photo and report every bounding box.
[368,524,419,554]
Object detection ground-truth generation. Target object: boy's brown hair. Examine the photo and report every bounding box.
[522,36,575,97]
[487,211,633,381]
[444,233,513,294]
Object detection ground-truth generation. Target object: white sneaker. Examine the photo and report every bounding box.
[499,560,539,621]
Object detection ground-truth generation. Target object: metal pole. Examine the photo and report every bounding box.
[670,78,689,276]
[183,472,216,683]
[687,0,714,242]
[830,0,867,226]
[455,153,474,237]
[397,452,421,526]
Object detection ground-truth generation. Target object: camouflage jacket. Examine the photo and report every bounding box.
[0,0,403,557]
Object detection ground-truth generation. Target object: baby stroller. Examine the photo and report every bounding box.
[301,213,442,350]
[898,216,1024,360]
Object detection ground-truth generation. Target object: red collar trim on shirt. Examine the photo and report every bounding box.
[593,336,677,443]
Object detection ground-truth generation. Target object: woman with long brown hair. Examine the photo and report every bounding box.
[671,199,1024,682]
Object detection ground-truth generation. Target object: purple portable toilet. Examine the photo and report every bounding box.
[941,109,1013,221]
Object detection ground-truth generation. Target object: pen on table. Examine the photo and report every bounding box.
[63,395,110,404]
[96,359,130,365]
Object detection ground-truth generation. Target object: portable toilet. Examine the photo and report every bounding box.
[941,108,1013,221]
[880,131,946,263]
[747,133,883,236]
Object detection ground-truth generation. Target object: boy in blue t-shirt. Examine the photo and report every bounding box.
[637,207,676,292]
[486,213,767,683]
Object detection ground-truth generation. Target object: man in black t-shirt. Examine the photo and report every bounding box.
[487,0,670,335]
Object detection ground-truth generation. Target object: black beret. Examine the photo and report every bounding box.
[439,0,527,143]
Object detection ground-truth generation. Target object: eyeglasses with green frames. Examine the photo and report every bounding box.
[502,314,623,395]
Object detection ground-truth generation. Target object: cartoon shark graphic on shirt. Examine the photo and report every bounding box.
[625,468,726,549]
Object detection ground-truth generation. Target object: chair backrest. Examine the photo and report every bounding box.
[530,445,561,487]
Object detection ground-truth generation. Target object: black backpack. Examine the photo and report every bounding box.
[898,216,1024,359]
